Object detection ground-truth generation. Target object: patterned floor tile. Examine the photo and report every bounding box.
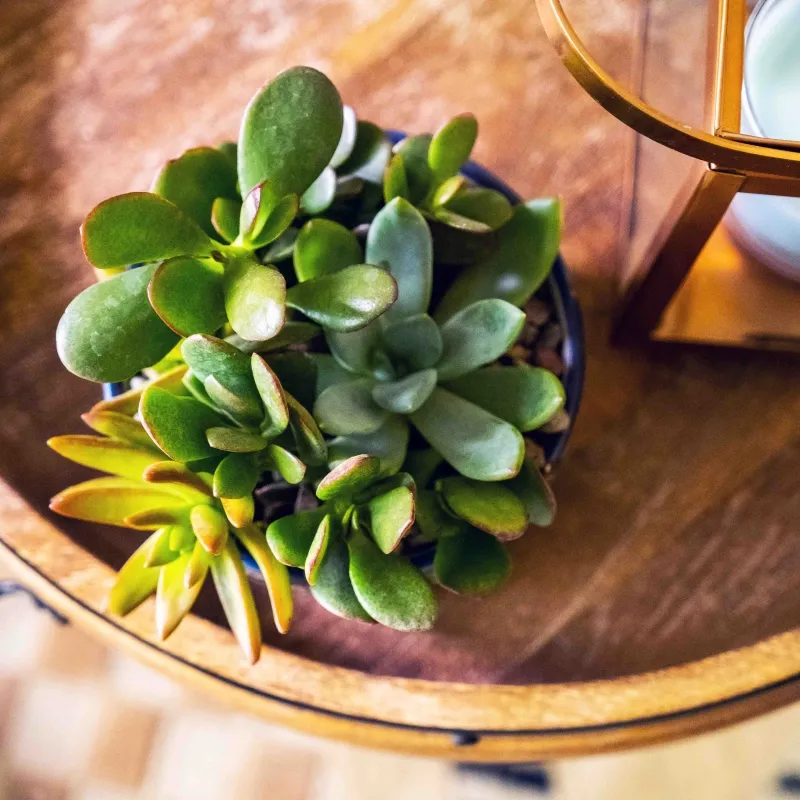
[4,774,71,800]
[234,740,320,800]
[38,622,108,681]
[75,786,139,800]
[6,677,104,783]
[107,653,185,710]
[88,703,162,788]
[140,709,262,800]
[0,595,51,677]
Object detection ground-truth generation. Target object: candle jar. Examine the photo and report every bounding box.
[536,0,800,350]
[727,0,800,282]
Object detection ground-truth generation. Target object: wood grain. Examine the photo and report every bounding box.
[2,0,800,755]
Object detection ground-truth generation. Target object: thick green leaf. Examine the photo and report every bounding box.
[81,409,160,451]
[227,322,319,354]
[436,199,562,320]
[235,524,293,633]
[151,147,238,240]
[50,477,186,528]
[286,393,327,466]
[267,443,306,484]
[204,375,262,426]
[91,364,188,415]
[437,476,527,540]
[507,459,556,526]
[264,352,317,411]
[436,299,525,381]
[108,535,160,616]
[239,180,279,240]
[211,197,241,243]
[415,490,464,540]
[402,448,443,489]
[432,207,493,234]
[294,219,362,282]
[339,121,391,183]
[347,528,437,631]
[217,141,237,168]
[251,354,289,436]
[206,427,266,453]
[314,378,387,436]
[142,461,214,499]
[392,134,432,204]
[266,508,326,567]
[287,265,397,332]
[371,369,437,415]
[261,227,298,263]
[305,513,332,585]
[47,435,163,481]
[411,388,524,481]
[365,198,432,322]
[364,485,415,554]
[313,353,354,394]
[443,365,565,431]
[324,323,379,375]
[445,187,513,229]
[223,256,286,342]
[124,506,187,530]
[169,525,195,555]
[428,113,478,184]
[300,167,336,214]
[213,452,260,499]
[330,105,358,168]
[238,66,343,199]
[81,192,215,269]
[250,194,299,248]
[220,495,255,528]
[140,386,226,462]
[148,257,226,337]
[156,551,205,639]
[432,176,466,208]
[190,503,229,555]
[328,416,409,477]
[181,334,261,410]
[316,454,381,501]
[309,536,373,621]
[383,154,409,203]
[434,527,511,595]
[185,541,211,588]
[210,540,262,664]
[380,314,443,371]
[57,264,179,382]
[144,526,178,567]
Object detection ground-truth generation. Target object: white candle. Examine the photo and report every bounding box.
[727,0,800,281]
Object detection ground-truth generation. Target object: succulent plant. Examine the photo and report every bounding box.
[266,454,437,630]
[48,402,292,664]
[49,65,574,657]
[56,67,397,384]
[313,197,565,482]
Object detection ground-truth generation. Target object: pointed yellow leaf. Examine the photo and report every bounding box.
[210,540,262,664]
[190,504,229,554]
[235,525,293,634]
[47,435,163,481]
[108,534,160,615]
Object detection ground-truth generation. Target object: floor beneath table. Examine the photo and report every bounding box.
[2,557,800,800]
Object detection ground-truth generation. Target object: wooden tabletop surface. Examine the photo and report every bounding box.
[2,0,800,752]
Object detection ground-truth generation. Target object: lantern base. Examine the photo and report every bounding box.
[652,222,800,352]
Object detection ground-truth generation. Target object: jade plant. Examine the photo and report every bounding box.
[49,65,569,662]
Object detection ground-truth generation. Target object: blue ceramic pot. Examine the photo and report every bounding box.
[104,135,585,573]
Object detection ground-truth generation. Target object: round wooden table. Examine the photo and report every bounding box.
[2,0,800,761]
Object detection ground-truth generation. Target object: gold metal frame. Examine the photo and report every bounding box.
[535,0,800,349]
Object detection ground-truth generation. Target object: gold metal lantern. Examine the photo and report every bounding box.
[536,0,800,350]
